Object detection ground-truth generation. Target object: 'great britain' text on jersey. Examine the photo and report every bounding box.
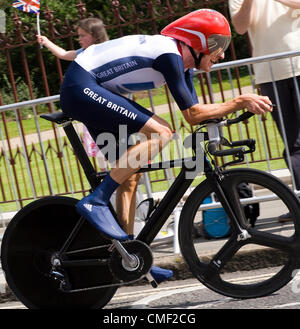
[96,60,139,80]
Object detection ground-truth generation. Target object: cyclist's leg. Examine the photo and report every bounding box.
[115,173,174,282]
[89,115,172,239]
[83,127,140,234]
[60,67,172,240]
[81,104,175,282]
[115,173,142,235]
[70,104,174,281]
[87,120,175,281]
[109,115,173,183]
[78,114,172,240]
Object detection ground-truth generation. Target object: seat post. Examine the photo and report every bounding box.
[62,121,100,190]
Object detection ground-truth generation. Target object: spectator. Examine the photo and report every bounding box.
[37,17,108,165]
[36,17,108,60]
[37,18,110,170]
[229,0,300,222]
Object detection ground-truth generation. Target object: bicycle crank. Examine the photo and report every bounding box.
[109,240,153,283]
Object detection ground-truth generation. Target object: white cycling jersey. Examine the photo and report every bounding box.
[75,35,181,95]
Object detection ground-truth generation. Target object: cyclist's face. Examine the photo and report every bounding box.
[77,27,95,49]
[182,44,224,70]
[200,48,225,72]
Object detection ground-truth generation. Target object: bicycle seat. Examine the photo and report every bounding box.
[40,111,72,124]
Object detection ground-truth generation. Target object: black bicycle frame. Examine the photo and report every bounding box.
[62,120,243,251]
[137,166,194,244]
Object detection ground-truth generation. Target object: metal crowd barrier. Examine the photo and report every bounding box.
[206,50,300,192]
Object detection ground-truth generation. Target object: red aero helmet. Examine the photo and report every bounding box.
[161,9,231,55]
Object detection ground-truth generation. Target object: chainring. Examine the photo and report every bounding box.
[109,240,153,283]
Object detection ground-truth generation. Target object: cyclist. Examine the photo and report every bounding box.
[60,9,272,282]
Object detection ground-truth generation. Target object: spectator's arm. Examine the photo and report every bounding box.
[275,0,300,9]
[231,0,255,35]
[36,35,77,61]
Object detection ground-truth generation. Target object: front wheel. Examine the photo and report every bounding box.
[1,196,117,309]
[179,168,300,299]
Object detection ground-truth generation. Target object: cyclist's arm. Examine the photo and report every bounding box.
[184,69,199,104]
[153,53,272,125]
[153,53,198,111]
[181,94,273,125]
[36,35,77,61]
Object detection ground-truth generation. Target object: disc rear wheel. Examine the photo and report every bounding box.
[1,196,117,309]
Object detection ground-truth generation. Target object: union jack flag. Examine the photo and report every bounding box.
[12,0,40,14]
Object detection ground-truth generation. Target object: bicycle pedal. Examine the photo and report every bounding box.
[145,273,158,288]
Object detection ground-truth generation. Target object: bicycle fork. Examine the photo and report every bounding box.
[207,170,251,241]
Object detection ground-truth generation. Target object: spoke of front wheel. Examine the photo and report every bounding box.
[249,228,295,253]
[201,235,241,280]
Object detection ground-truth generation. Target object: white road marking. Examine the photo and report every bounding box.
[272,302,300,309]
[113,282,204,300]
[130,285,206,309]
[129,271,300,309]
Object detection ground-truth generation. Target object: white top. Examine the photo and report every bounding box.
[229,0,300,84]
[75,34,180,94]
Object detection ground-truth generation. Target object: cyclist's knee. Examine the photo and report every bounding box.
[160,125,173,142]
[150,118,173,144]
[150,127,172,152]
[154,116,173,139]
[141,115,172,142]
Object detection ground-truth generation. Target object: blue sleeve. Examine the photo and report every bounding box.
[153,53,198,111]
[76,48,84,57]
[185,69,198,105]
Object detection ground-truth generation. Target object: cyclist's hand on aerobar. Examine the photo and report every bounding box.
[239,93,273,115]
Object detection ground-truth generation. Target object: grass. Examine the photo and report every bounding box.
[0,116,53,139]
